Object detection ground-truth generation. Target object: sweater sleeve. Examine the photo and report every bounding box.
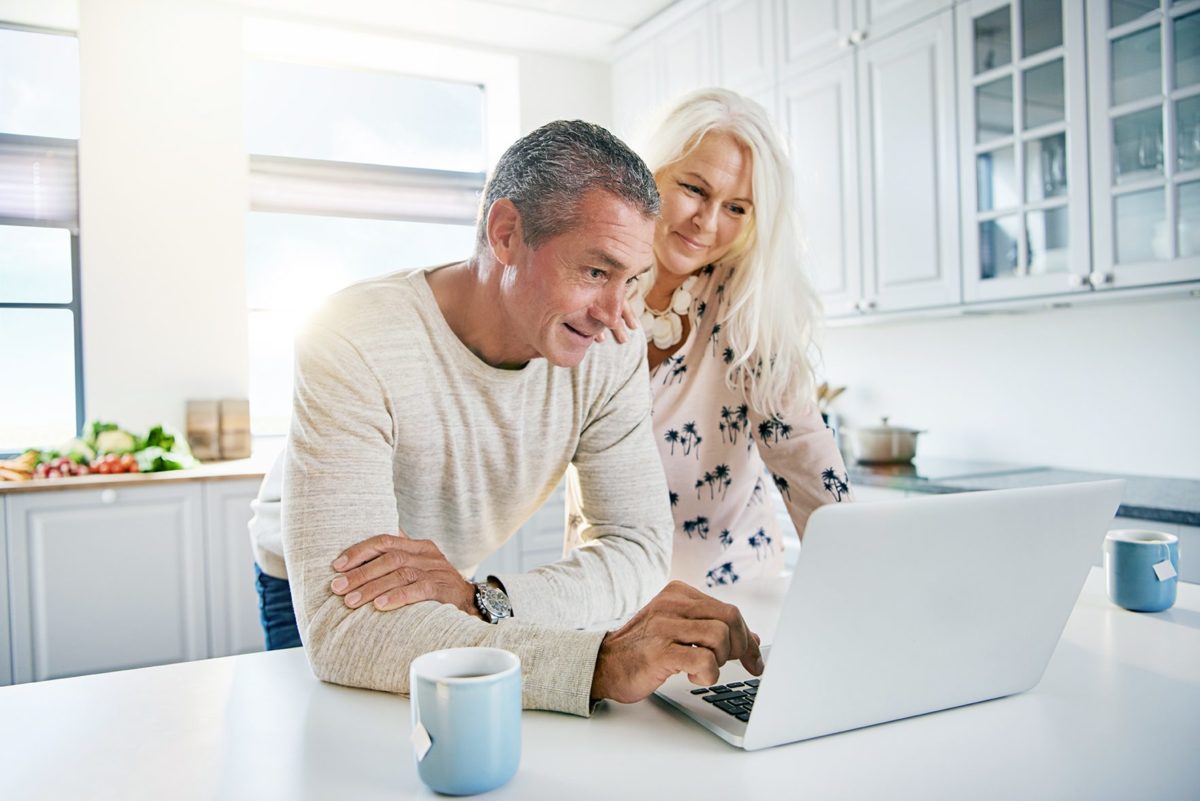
[283,320,605,716]
[748,398,853,539]
[496,335,674,629]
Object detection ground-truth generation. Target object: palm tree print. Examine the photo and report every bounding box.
[772,472,791,501]
[748,528,774,560]
[706,562,739,587]
[684,515,710,540]
[821,468,850,502]
[696,301,707,319]
[719,406,742,444]
[660,355,684,386]
[668,490,679,507]
[680,421,702,459]
[754,416,791,448]
[667,360,688,386]
[713,463,732,500]
[702,264,715,276]
[751,476,765,504]
[664,429,680,455]
[722,346,734,365]
[710,323,722,355]
[719,529,733,549]
[698,473,710,499]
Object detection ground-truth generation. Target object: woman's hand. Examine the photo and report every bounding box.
[593,296,641,345]
[329,532,481,617]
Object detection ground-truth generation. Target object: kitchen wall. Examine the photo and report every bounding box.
[820,294,1200,480]
[9,0,612,438]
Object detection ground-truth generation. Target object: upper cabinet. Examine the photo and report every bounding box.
[778,0,954,78]
[714,0,777,97]
[778,0,855,76]
[858,10,961,311]
[957,0,1092,302]
[783,54,864,315]
[1086,0,1200,289]
[610,0,1200,321]
[611,1,714,142]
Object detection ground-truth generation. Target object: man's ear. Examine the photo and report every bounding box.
[486,198,523,265]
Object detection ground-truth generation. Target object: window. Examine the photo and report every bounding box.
[0,24,82,454]
[243,56,486,434]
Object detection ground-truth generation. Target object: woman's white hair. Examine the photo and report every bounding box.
[638,87,822,419]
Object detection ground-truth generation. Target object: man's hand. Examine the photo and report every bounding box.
[590,581,764,704]
[329,533,480,618]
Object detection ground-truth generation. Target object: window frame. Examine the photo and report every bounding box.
[0,21,84,458]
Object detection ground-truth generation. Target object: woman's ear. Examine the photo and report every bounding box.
[486,198,523,265]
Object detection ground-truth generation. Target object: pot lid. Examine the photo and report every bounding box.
[851,416,924,435]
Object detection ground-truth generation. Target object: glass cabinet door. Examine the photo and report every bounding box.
[959,0,1091,301]
[1087,0,1200,286]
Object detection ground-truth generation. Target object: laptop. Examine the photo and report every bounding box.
[653,479,1125,751]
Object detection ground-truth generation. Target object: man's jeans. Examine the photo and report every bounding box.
[255,564,302,650]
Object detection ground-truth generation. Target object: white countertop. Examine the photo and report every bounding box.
[2,569,1198,801]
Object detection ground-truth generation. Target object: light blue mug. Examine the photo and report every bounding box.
[409,647,521,796]
[1104,529,1180,613]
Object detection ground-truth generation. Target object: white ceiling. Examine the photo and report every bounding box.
[228,0,679,59]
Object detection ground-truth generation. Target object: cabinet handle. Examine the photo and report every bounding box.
[1088,271,1114,288]
[848,29,868,45]
[1067,273,1086,288]
[100,489,117,505]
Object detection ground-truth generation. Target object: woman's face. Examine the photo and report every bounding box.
[654,131,754,281]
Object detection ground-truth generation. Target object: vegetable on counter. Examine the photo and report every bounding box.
[0,420,200,482]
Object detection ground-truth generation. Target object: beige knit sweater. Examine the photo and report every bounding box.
[282,268,673,716]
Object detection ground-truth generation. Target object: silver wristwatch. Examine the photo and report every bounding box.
[473,581,513,624]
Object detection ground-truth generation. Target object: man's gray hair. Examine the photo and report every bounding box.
[476,120,660,250]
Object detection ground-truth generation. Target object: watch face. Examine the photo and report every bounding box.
[479,585,512,619]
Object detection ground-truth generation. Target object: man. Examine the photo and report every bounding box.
[279,120,762,715]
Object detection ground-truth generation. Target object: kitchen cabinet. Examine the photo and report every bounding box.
[203,478,266,657]
[6,483,210,683]
[781,53,864,315]
[1086,0,1200,289]
[783,8,958,316]
[857,8,961,311]
[660,7,716,104]
[611,38,662,142]
[0,497,10,686]
[957,0,1093,302]
[714,0,776,97]
[610,0,713,143]
[777,0,955,80]
[777,0,855,77]
[1,474,265,685]
[613,0,1200,320]
[854,0,956,41]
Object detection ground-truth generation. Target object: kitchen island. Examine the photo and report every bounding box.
[1,568,1196,801]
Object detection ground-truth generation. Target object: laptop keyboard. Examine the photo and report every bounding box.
[689,679,759,722]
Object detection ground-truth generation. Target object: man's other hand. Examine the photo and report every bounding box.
[589,581,764,704]
[329,533,480,618]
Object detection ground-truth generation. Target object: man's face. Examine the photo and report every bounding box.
[500,190,656,368]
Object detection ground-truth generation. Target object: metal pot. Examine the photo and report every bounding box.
[842,417,924,464]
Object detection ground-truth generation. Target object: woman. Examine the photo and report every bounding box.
[573,88,852,588]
